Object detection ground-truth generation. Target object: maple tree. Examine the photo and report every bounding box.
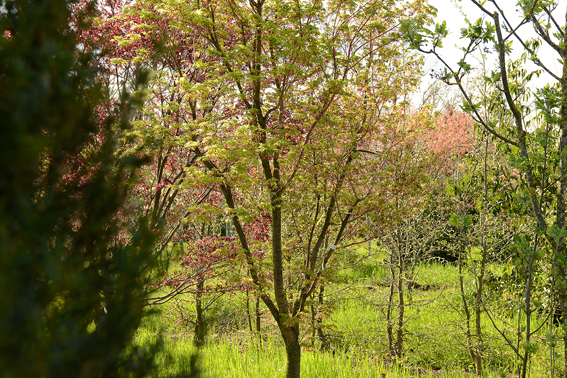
[169,235,240,346]
[426,107,475,177]
[94,0,438,376]
[376,106,474,359]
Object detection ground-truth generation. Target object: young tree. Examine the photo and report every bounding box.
[0,1,162,377]
[404,1,567,375]
[378,106,475,360]
[103,1,433,376]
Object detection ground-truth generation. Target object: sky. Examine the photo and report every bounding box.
[415,0,565,106]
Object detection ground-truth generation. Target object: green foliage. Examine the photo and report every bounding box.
[547,224,567,245]
[0,1,163,377]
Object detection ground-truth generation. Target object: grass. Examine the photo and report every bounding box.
[134,328,494,378]
[133,243,563,377]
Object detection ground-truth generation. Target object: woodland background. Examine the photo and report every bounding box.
[1,0,567,377]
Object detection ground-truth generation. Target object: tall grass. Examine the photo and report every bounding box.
[134,326,503,378]
[134,247,561,377]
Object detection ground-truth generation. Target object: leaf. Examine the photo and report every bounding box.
[457,59,472,73]
[547,224,567,244]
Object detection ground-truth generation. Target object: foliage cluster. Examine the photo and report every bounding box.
[0,0,162,377]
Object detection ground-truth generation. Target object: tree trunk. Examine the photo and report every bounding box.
[558,261,567,377]
[386,261,395,357]
[395,243,404,358]
[472,266,484,377]
[281,324,301,378]
[255,296,261,334]
[246,289,253,334]
[559,24,567,376]
[458,234,475,372]
[316,285,328,350]
[470,243,487,376]
[194,278,205,348]
[310,301,317,344]
[310,286,328,350]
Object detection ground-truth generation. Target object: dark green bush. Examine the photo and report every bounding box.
[0,1,161,377]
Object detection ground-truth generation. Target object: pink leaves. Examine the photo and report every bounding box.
[179,235,238,269]
[426,107,475,175]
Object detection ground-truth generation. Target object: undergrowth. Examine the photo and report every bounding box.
[133,244,562,377]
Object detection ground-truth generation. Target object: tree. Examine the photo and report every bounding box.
[377,106,475,360]
[0,1,162,377]
[100,0,434,377]
[404,1,567,376]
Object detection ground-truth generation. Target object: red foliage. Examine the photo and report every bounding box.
[426,107,475,176]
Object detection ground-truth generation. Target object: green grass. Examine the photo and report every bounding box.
[134,329,496,378]
[133,245,563,377]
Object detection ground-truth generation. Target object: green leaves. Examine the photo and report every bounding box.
[460,18,494,43]
[457,59,473,73]
[512,234,531,255]
[546,224,567,244]
[535,84,562,124]
[401,18,445,50]
[449,213,474,228]
[510,233,545,261]
[435,20,448,38]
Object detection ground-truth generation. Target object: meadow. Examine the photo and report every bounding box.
[134,246,560,377]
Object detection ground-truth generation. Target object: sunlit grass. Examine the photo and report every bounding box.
[134,245,562,377]
[134,328,507,378]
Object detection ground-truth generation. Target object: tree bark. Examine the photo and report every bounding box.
[316,285,328,350]
[255,297,261,334]
[281,324,301,378]
[386,256,395,357]
[558,16,567,374]
[395,235,405,358]
[246,289,253,334]
[194,278,205,348]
